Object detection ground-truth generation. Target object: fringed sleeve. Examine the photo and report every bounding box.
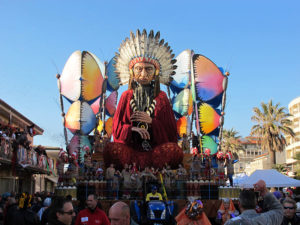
[112,90,133,144]
[151,91,178,145]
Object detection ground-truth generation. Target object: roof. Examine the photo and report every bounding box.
[0,99,44,135]
[238,136,261,144]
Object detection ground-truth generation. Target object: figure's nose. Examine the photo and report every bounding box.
[140,68,147,77]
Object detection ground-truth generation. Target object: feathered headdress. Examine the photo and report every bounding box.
[114,29,177,86]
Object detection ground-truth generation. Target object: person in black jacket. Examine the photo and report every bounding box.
[11,194,40,225]
[47,198,75,225]
[41,196,64,225]
[3,197,18,225]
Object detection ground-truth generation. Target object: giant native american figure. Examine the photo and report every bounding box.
[104,30,183,169]
[57,29,229,175]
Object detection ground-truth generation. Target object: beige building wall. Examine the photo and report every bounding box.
[286,97,300,173]
[234,137,266,174]
[245,153,271,175]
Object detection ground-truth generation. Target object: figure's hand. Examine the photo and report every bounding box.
[130,111,152,124]
[132,127,150,140]
[254,179,268,197]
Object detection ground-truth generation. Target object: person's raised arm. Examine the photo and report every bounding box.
[253,180,283,225]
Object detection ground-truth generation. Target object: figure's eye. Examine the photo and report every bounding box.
[134,67,143,72]
[146,67,154,72]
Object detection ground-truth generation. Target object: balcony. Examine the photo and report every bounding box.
[0,139,53,175]
[285,141,300,150]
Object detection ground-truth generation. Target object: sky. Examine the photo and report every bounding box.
[0,0,299,148]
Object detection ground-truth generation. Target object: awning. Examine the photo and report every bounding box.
[45,176,58,183]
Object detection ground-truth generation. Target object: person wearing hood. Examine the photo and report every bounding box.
[37,197,51,220]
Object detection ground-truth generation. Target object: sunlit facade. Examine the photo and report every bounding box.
[285,96,300,173]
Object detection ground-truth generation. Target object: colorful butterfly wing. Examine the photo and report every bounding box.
[105,91,118,117]
[90,96,102,114]
[65,101,96,135]
[68,134,80,155]
[105,117,113,138]
[60,51,82,102]
[172,88,192,117]
[170,49,192,93]
[59,51,104,103]
[81,51,104,102]
[176,116,190,137]
[69,134,91,162]
[201,135,218,155]
[193,54,225,103]
[198,103,221,134]
[107,57,120,91]
[187,91,193,116]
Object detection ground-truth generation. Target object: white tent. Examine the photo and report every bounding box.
[238,169,300,188]
[233,173,249,186]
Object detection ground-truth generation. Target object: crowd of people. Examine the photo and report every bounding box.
[0,122,50,169]
[0,191,137,225]
[0,180,299,225]
[100,162,187,200]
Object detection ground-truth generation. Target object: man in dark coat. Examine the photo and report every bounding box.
[3,197,18,225]
[47,199,75,225]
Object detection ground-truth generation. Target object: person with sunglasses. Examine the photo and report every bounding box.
[47,198,75,225]
[281,198,300,225]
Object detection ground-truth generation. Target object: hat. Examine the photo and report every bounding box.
[151,185,158,191]
[43,197,51,207]
[115,29,177,86]
[2,192,11,199]
[273,191,282,199]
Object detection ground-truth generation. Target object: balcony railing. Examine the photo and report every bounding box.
[0,138,54,173]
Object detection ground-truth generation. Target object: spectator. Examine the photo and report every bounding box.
[31,196,43,213]
[109,201,138,225]
[225,180,283,225]
[47,199,75,225]
[41,196,64,225]
[281,198,300,225]
[146,185,162,202]
[10,193,40,225]
[75,194,110,225]
[225,151,234,186]
[106,164,115,199]
[37,197,51,221]
[3,197,18,225]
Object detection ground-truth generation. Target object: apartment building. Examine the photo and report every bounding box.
[285,96,300,173]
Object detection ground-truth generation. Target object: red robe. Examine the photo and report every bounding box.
[104,90,183,169]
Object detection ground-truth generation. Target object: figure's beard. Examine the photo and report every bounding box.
[133,82,154,111]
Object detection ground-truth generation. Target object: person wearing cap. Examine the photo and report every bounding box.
[37,197,52,220]
[224,180,283,225]
[281,198,300,225]
[104,29,183,169]
[146,186,163,202]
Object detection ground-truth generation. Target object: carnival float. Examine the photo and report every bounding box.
[54,29,240,223]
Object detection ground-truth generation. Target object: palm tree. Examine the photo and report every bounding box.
[251,100,295,165]
[221,128,243,154]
